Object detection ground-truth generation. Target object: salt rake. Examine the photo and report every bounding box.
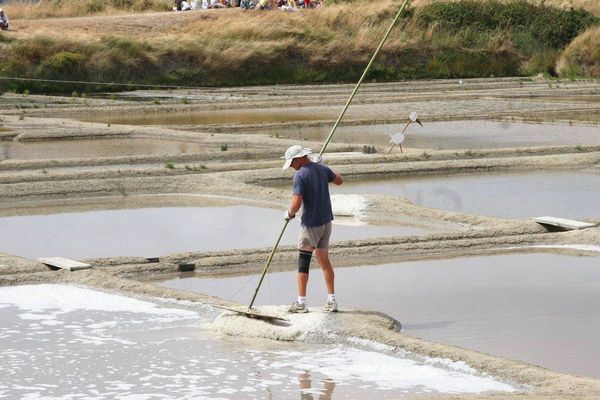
[216,305,291,324]
[242,0,413,319]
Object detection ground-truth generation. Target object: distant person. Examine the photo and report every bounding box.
[278,0,298,11]
[282,145,343,314]
[255,0,269,10]
[174,0,193,10]
[0,9,9,31]
[210,0,225,8]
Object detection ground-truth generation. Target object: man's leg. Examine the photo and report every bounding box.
[297,245,314,297]
[297,271,308,297]
[289,245,313,313]
[315,248,334,295]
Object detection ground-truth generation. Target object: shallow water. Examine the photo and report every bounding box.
[160,252,600,378]
[0,205,436,259]
[266,120,600,150]
[80,109,328,126]
[0,138,207,160]
[333,170,600,220]
[75,113,600,150]
[0,284,514,399]
[5,120,596,161]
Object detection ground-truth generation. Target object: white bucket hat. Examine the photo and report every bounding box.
[281,145,312,170]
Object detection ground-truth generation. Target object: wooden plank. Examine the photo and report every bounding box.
[533,216,597,231]
[37,257,92,271]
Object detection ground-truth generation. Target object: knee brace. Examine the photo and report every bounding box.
[298,250,312,274]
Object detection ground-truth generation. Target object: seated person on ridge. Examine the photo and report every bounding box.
[240,0,253,9]
[210,0,226,8]
[255,0,269,10]
[279,0,298,11]
[0,9,9,31]
[174,0,193,10]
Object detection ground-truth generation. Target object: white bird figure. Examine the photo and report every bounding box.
[386,111,423,155]
[387,132,406,154]
[406,111,423,130]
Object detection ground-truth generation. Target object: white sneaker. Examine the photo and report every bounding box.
[323,300,338,312]
[289,301,309,313]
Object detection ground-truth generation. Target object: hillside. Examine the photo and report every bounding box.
[0,0,598,93]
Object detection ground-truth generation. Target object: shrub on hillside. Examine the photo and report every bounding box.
[557,26,600,78]
[37,51,87,80]
[416,0,598,49]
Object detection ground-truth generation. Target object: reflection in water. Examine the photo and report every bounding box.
[299,371,335,400]
[409,186,464,212]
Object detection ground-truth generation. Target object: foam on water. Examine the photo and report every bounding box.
[331,194,369,217]
[0,284,516,399]
[527,244,600,253]
[0,284,198,319]
[499,244,600,255]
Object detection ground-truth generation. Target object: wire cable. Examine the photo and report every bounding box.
[0,76,212,90]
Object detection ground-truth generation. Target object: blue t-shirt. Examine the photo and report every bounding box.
[292,162,336,227]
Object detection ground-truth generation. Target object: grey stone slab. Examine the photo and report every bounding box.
[533,216,597,231]
[37,257,92,271]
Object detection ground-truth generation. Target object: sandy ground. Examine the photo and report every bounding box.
[1,79,600,398]
[6,10,225,41]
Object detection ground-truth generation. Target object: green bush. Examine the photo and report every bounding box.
[37,51,87,80]
[416,0,598,49]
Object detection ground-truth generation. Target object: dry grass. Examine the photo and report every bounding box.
[557,26,600,77]
[1,0,598,22]
[2,0,169,19]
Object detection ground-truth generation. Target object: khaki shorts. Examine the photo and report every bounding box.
[298,222,332,250]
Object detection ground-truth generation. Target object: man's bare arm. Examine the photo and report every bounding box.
[288,194,303,218]
[333,171,343,185]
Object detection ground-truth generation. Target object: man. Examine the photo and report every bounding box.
[0,9,9,31]
[282,145,343,313]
